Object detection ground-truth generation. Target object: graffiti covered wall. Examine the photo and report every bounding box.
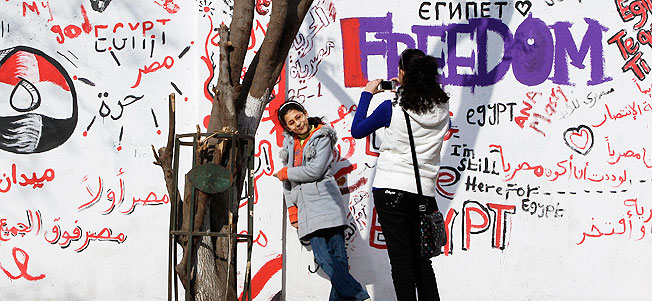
[2,0,652,300]
[282,0,652,300]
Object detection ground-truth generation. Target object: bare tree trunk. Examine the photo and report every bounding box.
[154,0,315,299]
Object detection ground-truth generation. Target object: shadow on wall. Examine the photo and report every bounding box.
[436,0,516,213]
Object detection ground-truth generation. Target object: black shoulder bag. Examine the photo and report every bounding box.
[403,110,448,258]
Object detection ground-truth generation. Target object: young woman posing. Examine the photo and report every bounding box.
[273,100,370,301]
[351,48,450,301]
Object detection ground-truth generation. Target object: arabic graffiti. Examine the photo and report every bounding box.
[292,0,336,59]
[606,137,652,169]
[491,144,628,187]
[0,210,42,242]
[132,56,174,88]
[347,192,369,236]
[289,0,337,81]
[0,46,78,154]
[592,98,652,128]
[0,164,55,193]
[578,198,652,245]
[83,93,145,151]
[1,210,127,253]
[45,221,127,253]
[240,140,274,209]
[559,87,615,119]
[329,104,356,128]
[97,94,144,122]
[79,169,170,215]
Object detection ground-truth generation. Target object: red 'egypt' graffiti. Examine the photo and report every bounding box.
[369,201,516,253]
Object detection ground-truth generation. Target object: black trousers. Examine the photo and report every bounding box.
[373,188,440,301]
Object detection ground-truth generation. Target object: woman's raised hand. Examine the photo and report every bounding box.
[364,79,383,94]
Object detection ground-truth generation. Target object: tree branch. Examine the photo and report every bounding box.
[152,94,177,197]
[208,24,238,133]
[269,0,314,87]
[235,49,260,113]
[236,0,315,137]
[228,0,255,86]
[248,0,288,98]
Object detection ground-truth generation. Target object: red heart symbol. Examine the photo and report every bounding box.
[569,129,590,150]
[563,125,594,155]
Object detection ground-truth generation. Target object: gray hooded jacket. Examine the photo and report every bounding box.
[279,124,348,239]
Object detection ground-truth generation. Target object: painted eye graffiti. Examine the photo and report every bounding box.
[0,46,78,154]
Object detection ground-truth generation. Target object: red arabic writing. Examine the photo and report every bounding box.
[0,164,55,193]
[490,144,627,187]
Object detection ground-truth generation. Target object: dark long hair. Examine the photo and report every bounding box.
[397,49,449,114]
[277,100,323,132]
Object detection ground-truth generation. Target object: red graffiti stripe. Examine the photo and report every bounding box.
[334,163,357,180]
[340,18,366,87]
[239,254,282,301]
[339,177,368,195]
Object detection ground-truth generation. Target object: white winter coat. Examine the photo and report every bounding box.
[373,100,450,197]
[279,124,348,239]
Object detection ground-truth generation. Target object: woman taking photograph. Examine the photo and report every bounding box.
[351,48,450,300]
[273,100,370,301]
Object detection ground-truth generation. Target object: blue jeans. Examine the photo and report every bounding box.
[309,227,370,301]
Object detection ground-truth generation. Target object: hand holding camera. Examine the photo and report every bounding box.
[364,78,399,94]
[379,80,398,91]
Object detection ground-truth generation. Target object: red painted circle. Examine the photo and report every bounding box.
[203,115,210,129]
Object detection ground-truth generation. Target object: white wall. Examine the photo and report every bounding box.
[1,0,650,300]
